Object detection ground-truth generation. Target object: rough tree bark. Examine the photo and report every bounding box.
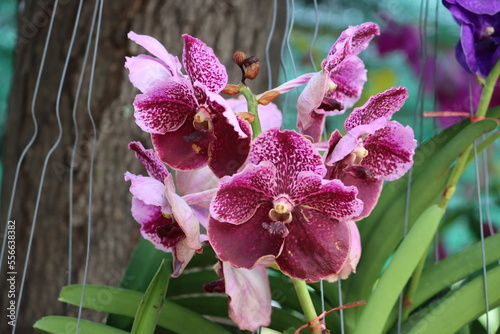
[0,0,285,332]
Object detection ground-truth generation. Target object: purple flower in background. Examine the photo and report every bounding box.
[204,262,272,331]
[297,22,380,142]
[126,32,251,177]
[443,0,500,78]
[325,87,416,219]
[208,129,363,282]
[124,142,216,276]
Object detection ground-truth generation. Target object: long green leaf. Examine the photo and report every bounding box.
[403,266,500,334]
[413,232,500,310]
[352,204,445,334]
[347,119,498,307]
[131,259,171,334]
[34,316,129,334]
[59,285,230,334]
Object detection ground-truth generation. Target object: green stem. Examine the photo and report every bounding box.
[292,279,321,334]
[438,58,500,209]
[401,244,429,320]
[239,83,262,137]
[476,57,500,119]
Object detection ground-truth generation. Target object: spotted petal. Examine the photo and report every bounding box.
[208,203,284,269]
[276,207,351,282]
[344,86,408,131]
[325,220,361,282]
[210,162,277,224]
[249,129,326,191]
[325,22,380,71]
[297,70,331,130]
[124,172,168,211]
[133,77,196,134]
[128,141,169,182]
[362,121,417,181]
[327,55,367,109]
[222,263,272,331]
[300,178,363,221]
[182,34,228,93]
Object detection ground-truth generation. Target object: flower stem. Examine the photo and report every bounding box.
[292,279,321,334]
[239,83,262,137]
[476,57,500,119]
[439,58,500,209]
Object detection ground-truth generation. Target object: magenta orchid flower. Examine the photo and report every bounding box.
[126,32,251,177]
[124,142,216,276]
[297,22,380,142]
[325,87,416,219]
[204,262,271,331]
[208,128,363,282]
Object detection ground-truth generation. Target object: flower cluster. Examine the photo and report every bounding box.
[124,22,416,330]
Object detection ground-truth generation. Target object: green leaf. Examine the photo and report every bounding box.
[107,239,171,329]
[412,233,500,310]
[402,265,500,334]
[34,316,130,334]
[352,204,445,334]
[131,259,171,334]
[59,284,229,334]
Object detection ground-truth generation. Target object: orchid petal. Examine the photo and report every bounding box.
[176,166,219,195]
[299,111,325,143]
[362,121,416,181]
[128,141,169,182]
[210,162,277,224]
[325,220,361,282]
[297,70,331,130]
[344,86,408,131]
[124,172,168,209]
[249,129,326,190]
[327,55,367,109]
[165,174,201,251]
[208,204,284,269]
[301,179,363,221]
[182,34,228,93]
[172,242,196,277]
[128,31,182,76]
[222,263,272,331]
[152,120,213,171]
[125,55,173,93]
[133,77,196,134]
[276,207,351,282]
[339,173,383,220]
[325,132,359,166]
[259,72,315,97]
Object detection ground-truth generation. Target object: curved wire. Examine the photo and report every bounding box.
[13,0,85,332]
[265,0,278,91]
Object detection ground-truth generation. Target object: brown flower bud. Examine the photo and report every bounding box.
[244,62,260,80]
[232,51,247,66]
[221,84,241,95]
[257,90,280,105]
[236,112,255,124]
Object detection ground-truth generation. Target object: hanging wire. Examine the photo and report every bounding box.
[309,0,319,72]
[75,0,104,331]
[0,0,58,274]
[265,0,278,91]
[68,0,99,293]
[397,0,430,332]
[12,0,85,332]
[469,76,490,333]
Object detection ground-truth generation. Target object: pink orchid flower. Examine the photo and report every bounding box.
[126,32,251,177]
[208,129,363,282]
[124,142,216,276]
[325,87,417,219]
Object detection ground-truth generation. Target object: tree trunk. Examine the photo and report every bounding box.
[0,0,285,332]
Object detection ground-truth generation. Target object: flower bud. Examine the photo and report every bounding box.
[232,51,247,66]
[257,90,280,105]
[236,112,255,124]
[221,84,241,95]
[243,56,260,80]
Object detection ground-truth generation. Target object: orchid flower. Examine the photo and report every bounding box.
[204,262,272,331]
[208,128,363,282]
[297,22,380,142]
[443,0,500,78]
[126,32,251,177]
[124,142,216,276]
[324,87,416,219]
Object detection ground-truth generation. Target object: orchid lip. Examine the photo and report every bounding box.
[193,107,212,131]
